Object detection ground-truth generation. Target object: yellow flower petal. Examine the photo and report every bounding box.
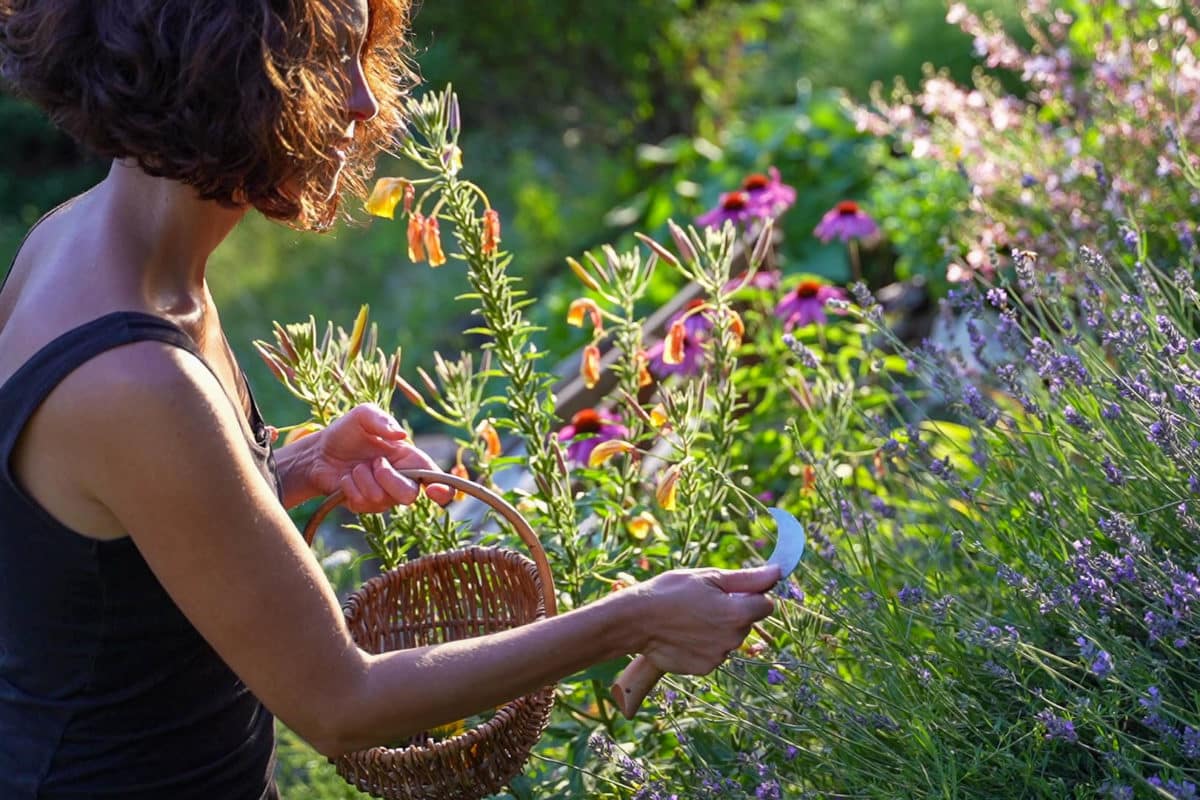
[649,403,669,428]
[587,439,636,467]
[365,177,409,219]
[627,511,658,541]
[655,464,682,511]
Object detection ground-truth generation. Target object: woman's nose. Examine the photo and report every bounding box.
[348,63,379,122]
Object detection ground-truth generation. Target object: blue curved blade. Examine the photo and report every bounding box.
[765,508,806,578]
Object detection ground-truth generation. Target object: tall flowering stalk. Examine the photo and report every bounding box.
[378,86,587,594]
[650,221,768,566]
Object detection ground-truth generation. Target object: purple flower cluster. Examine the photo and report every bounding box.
[1075,637,1114,679]
[556,407,628,465]
[696,167,796,229]
[1035,709,1079,743]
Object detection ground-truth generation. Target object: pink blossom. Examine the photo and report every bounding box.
[813,201,879,243]
[557,408,628,466]
[774,280,848,330]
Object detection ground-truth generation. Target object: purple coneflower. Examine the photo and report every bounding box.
[774,279,848,330]
[696,190,757,229]
[741,167,796,217]
[557,408,628,465]
[814,200,879,243]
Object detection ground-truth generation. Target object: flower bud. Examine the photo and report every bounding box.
[566,257,601,291]
[634,232,680,269]
[751,218,774,269]
[393,374,427,408]
[344,305,369,364]
[667,219,698,265]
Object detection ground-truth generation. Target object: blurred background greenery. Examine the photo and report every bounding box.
[0,0,1016,431]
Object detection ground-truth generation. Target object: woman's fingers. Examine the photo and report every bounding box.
[370,458,420,507]
[353,462,391,508]
[381,442,454,506]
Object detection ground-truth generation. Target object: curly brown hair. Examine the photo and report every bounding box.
[0,0,415,229]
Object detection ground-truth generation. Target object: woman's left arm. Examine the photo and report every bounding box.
[273,403,453,511]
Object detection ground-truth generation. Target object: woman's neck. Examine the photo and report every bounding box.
[92,160,248,314]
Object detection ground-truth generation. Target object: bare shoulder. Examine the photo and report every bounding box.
[60,339,254,500]
[48,338,229,460]
[11,338,238,538]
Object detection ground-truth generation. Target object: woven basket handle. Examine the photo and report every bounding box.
[301,468,557,617]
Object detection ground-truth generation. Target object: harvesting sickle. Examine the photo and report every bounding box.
[610,508,806,719]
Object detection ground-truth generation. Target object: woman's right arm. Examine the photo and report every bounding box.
[72,342,778,757]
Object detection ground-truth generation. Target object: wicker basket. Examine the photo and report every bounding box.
[302,469,557,800]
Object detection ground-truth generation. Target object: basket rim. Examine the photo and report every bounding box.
[305,469,557,617]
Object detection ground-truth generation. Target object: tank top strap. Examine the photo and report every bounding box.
[0,311,206,458]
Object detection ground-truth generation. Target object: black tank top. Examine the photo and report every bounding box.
[0,259,281,795]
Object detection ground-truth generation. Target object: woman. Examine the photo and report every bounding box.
[0,1,780,797]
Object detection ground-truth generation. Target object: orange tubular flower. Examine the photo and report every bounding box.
[567,298,604,333]
[663,319,688,365]
[581,344,601,388]
[477,419,502,459]
[450,450,469,502]
[636,352,653,388]
[407,212,426,262]
[424,216,447,267]
[803,464,817,493]
[482,208,501,255]
[728,309,745,346]
[655,464,682,511]
[587,439,637,467]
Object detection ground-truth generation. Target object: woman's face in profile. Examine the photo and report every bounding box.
[318,0,379,202]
